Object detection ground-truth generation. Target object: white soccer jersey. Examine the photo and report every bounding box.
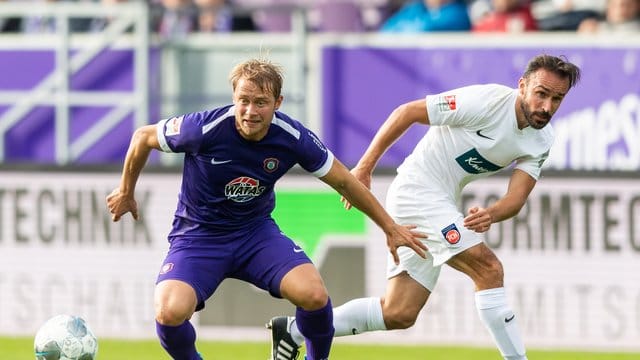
[386,83,554,281]
[398,83,553,202]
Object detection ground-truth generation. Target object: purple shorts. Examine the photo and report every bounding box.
[156,217,312,311]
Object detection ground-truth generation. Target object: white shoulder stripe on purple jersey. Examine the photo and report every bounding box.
[271,116,301,140]
[311,150,334,178]
[202,106,235,135]
[156,119,172,153]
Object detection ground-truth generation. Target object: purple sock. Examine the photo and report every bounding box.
[296,298,334,360]
[156,321,201,360]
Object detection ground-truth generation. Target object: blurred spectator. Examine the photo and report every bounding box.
[193,0,255,32]
[22,0,58,33]
[375,0,407,25]
[379,0,471,32]
[0,0,22,32]
[234,0,295,32]
[0,16,21,32]
[84,0,131,32]
[577,0,640,32]
[533,0,605,30]
[311,1,365,32]
[0,16,21,33]
[472,0,538,31]
[152,0,197,39]
[21,0,104,33]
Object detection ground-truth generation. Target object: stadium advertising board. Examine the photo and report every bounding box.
[0,171,638,351]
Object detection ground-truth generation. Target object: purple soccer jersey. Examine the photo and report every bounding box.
[156,104,334,234]
[154,105,335,307]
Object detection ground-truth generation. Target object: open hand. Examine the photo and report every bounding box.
[386,224,428,265]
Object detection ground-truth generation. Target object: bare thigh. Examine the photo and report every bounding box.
[381,272,431,330]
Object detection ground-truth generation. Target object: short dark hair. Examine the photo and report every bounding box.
[523,55,581,89]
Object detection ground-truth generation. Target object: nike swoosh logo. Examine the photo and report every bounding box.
[476,130,494,140]
[293,246,304,253]
[505,314,515,323]
[211,158,232,165]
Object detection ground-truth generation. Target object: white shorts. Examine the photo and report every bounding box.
[385,174,483,291]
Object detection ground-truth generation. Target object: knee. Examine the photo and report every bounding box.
[382,307,419,330]
[476,257,504,288]
[280,264,330,310]
[483,258,504,281]
[154,280,197,326]
[298,286,329,311]
[155,303,190,326]
[155,295,195,326]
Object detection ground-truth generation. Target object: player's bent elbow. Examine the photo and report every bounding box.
[132,125,159,148]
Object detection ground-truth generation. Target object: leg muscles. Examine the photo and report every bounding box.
[382,272,431,330]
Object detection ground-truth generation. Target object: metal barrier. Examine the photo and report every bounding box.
[0,1,149,165]
[0,2,310,166]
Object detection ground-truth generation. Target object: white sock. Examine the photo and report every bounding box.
[290,297,386,345]
[475,288,527,360]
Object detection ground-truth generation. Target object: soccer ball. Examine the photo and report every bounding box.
[34,314,98,360]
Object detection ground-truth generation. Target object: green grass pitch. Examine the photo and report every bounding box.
[2,337,638,359]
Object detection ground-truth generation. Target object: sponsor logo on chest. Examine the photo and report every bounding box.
[225,177,266,203]
[455,148,503,174]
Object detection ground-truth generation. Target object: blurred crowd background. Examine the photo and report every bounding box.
[0,0,638,37]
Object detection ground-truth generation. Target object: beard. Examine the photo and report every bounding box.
[520,101,551,130]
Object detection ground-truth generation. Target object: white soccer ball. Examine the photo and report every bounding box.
[34,314,98,360]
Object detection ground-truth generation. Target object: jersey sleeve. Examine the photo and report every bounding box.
[297,127,334,177]
[426,84,506,128]
[514,150,549,180]
[156,111,208,154]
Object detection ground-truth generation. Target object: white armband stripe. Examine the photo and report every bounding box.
[156,119,173,153]
[311,151,334,178]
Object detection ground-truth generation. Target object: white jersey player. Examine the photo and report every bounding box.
[268,54,581,360]
[391,83,553,270]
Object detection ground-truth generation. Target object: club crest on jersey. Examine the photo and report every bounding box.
[436,95,457,112]
[165,116,183,136]
[441,223,461,245]
[225,176,266,203]
[160,262,174,274]
[263,158,279,173]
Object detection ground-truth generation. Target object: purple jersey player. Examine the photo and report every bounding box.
[106,57,427,360]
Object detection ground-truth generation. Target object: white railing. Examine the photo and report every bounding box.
[0,1,149,164]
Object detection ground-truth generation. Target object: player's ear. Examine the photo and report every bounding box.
[274,95,283,110]
[517,77,527,95]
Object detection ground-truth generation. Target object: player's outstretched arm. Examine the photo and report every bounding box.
[354,99,429,173]
[106,125,161,222]
[342,99,429,210]
[321,158,428,264]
